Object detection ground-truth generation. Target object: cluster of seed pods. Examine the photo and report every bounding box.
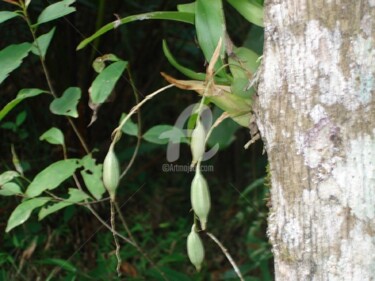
[187,116,211,271]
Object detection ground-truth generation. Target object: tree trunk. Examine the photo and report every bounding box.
[256,0,375,280]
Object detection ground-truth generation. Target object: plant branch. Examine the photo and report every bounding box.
[206,232,244,281]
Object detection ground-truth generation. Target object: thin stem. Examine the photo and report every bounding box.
[22,8,90,154]
[206,232,244,281]
[114,202,169,281]
[120,67,142,179]
[110,200,122,277]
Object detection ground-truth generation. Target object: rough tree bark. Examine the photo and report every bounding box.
[256,0,375,280]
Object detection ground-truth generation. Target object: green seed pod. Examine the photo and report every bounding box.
[191,170,211,230]
[187,225,205,271]
[103,143,120,201]
[190,119,206,166]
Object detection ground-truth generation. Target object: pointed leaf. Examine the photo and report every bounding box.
[0,11,20,24]
[195,0,225,68]
[80,155,106,200]
[39,127,64,146]
[227,0,264,27]
[89,61,127,104]
[50,87,81,118]
[0,88,47,122]
[25,159,80,197]
[31,27,56,58]
[77,12,194,50]
[6,197,51,232]
[36,0,76,26]
[39,188,89,220]
[0,43,31,85]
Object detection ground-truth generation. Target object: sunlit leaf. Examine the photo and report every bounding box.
[0,171,20,186]
[0,182,22,196]
[31,27,56,58]
[80,155,106,200]
[0,11,20,24]
[39,188,89,220]
[89,61,127,104]
[6,197,51,232]
[36,0,76,26]
[227,0,264,27]
[0,88,47,122]
[39,127,64,146]
[77,12,194,50]
[25,159,80,197]
[0,43,31,85]
[177,2,196,13]
[50,87,81,118]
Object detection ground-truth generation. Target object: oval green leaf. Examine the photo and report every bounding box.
[6,197,51,232]
[144,125,187,145]
[0,171,20,186]
[0,11,20,24]
[25,159,80,197]
[39,127,64,146]
[31,27,56,58]
[36,0,76,26]
[50,87,81,118]
[0,43,31,85]
[0,182,22,196]
[89,61,127,105]
[80,155,106,200]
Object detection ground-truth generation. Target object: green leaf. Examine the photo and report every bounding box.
[25,159,80,197]
[0,182,22,196]
[39,127,64,146]
[36,0,76,26]
[0,11,20,24]
[80,155,106,200]
[177,2,196,13]
[31,27,56,58]
[37,258,77,272]
[39,188,89,220]
[227,0,264,27]
[195,0,226,68]
[77,12,194,50]
[50,87,81,118]
[6,197,51,232]
[143,125,187,145]
[0,171,20,186]
[162,40,206,81]
[0,43,31,85]
[92,54,120,73]
[120,113,138,136]
[0,88,47,122]
[89,61,127,104]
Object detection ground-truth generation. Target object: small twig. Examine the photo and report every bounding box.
[110,200,122,277]
[114,202,169,281]
[206,232,245,281]
[120,68,142,179]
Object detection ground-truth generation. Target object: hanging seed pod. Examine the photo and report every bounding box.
[103,143,120,201]
[191,170,211,230]
[187,224,205,271]
[190,118,206,167]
